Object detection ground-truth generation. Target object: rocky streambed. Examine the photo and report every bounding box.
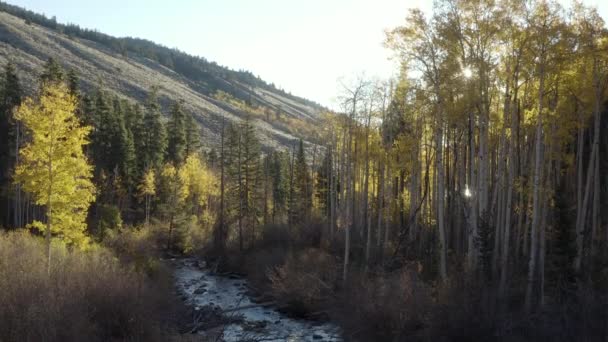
[172,258,342,342]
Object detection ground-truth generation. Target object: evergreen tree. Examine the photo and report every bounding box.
[142,88,166,170]
[0,62,22,228]
[316,149,332,217]
[80,93,95,127]
[39,57,64,86]
[240,116,262,241]
[128,103,146,177]
[90,90,114,174]
[291,139,311,224]
[207,148,218,169]
[66,68,79,98]
[225,118,262,250]
[270,150,289,220]
[185,109,201,157]
[166,100,186,165]
[118,109,136,189]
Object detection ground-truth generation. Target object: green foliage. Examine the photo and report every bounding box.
[166,100,186,165]
[95,204,123,239]
[224,117,263,248]
[0,61,21,228]
[141,88,167,170]
[316,149,332,216]
[39,57,64,86]
[289,139,312,225]
[184,108,201,157]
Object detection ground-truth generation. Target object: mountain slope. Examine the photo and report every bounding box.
[0,3,325,150]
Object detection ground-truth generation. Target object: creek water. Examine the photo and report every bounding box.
[173,258,342,342]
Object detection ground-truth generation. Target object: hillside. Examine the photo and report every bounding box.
[0,2,325,150]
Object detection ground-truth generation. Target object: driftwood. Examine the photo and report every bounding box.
[221,302,277,314]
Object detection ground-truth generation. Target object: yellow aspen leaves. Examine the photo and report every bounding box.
[13,83,95,248]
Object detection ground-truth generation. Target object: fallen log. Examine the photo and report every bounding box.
[222,302,276,313]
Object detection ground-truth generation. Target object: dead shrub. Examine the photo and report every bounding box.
[268,248,338,316]
[0,230,175,342]
[334,266,432,341]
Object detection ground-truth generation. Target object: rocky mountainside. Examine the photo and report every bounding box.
[0,3,325,150]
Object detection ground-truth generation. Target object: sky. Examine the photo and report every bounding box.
[5,0,608,108]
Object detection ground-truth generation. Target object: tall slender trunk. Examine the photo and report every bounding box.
[237,131,244,252]
[467,109,478,270]
[376,155,385,249]
[435,92,448,282]
[575,71,603,273]
[364,110,372,268]
[500,84,517,297]
[525,60,546,313]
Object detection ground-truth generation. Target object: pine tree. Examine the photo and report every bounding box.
[269,150,289,221]
[316,149,332,218]
[240,116,262,244]
[185,109,201,158]
[80,93,96,128]
[13,82,95,273]
[39,57,64,86]
[128,103,146,177]
[0,61,22,228]
[225,118,262,250]
[142,88,167,170]
[66,68,79,98]
[90,90,114,175]
[166,100,186,165]
[158,163,185,249]
[291,139,311,224]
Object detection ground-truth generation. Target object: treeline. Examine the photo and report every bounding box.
[0,1,322,110]
[0,57,320,256]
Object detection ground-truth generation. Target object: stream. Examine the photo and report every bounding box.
[172,258,342,342]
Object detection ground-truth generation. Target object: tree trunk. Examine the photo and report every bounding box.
[436,108,448,283]
[525,60,546,313]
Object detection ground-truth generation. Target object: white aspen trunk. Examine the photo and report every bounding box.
[467,109,478,270]
[383,162,392,260]
[591,147,599,256]
[575,79,602,273]
[525,59,546,313]
[364,110,371,268]
[435,101,448,282]
[500,89,517,297]
[409,146,419,242]
[376,156,385,248]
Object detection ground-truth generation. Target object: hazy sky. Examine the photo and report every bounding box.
[5,0,608,108]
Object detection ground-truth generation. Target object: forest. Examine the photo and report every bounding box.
[1,0,608,341]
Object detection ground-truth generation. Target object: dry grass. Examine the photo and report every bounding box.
[0,230,177,342]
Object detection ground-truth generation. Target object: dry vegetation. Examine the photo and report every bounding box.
[209,221,608,342]
[0,230,188,342]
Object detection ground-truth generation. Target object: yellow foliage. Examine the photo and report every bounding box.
[138,168,156,197]
[179,154,218,208]
[13,83,95,248]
